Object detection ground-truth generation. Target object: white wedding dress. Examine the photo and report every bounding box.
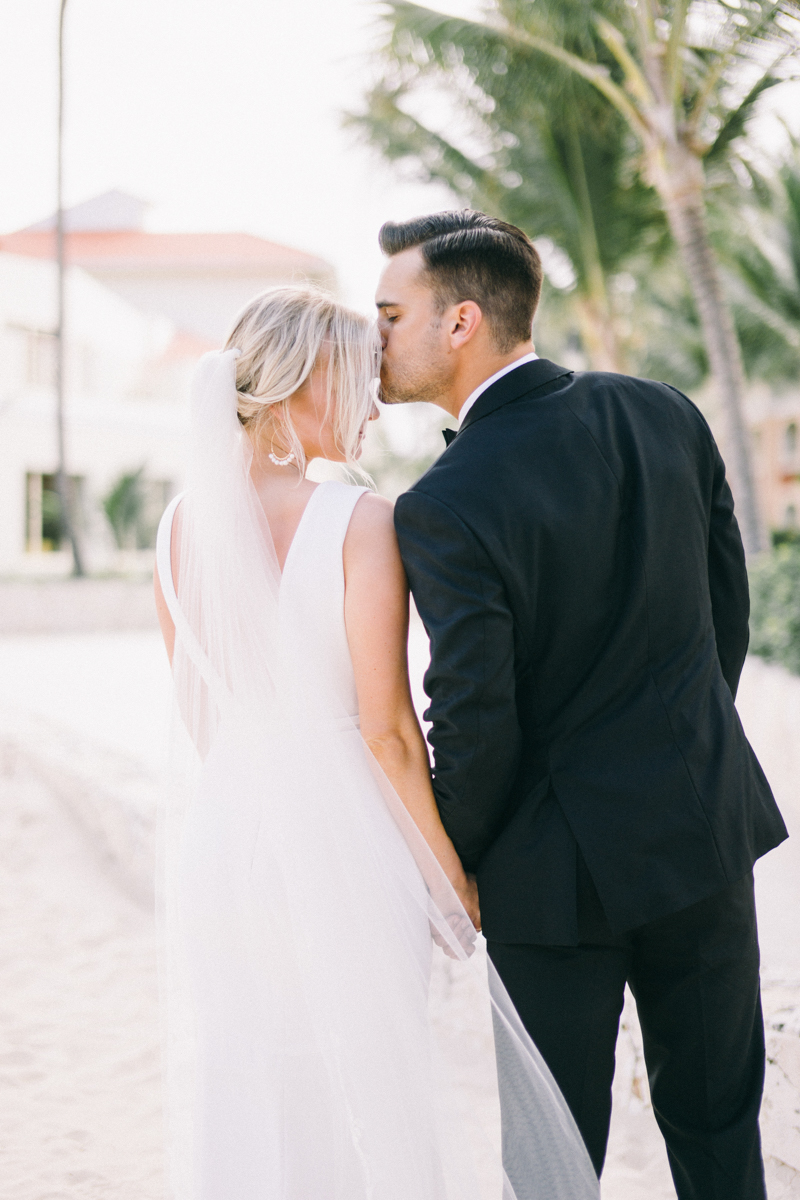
[155,350,599,1200]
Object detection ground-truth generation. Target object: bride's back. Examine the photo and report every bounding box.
[249,473,320,573]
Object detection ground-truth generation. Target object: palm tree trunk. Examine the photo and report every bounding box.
[562,110,628,374]
[649,144,764,555]
[574,293,627,373]
[56,0,85,576]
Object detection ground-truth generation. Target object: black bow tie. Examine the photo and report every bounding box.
[442,428,457,447]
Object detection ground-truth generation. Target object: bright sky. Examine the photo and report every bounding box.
[0,0,483,313]
[2,0,798,316]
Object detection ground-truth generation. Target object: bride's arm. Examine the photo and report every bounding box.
[154,566,175,664]
[343,492,480,930]
[153,503,182,666]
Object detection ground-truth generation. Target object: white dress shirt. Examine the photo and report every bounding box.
[457,351,540,428]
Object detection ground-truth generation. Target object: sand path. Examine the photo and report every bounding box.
[0,631,798,1198]
[0,742,162,1200]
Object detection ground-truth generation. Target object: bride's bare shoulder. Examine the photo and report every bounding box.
[343,492,401,571]
[350,490,394,529]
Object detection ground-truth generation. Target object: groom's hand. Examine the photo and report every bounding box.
[454,873,481,933]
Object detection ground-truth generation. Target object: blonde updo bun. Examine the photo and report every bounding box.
[225,286,380,470]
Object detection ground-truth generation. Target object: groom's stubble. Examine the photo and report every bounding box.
[376,247,457,407]
[380,314,453,406]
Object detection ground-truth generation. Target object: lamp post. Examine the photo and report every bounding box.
[55,0,85,576]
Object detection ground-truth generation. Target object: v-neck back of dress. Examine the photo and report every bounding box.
[157,479,369,722]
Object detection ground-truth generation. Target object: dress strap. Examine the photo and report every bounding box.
[280,481,371,587]
[156,492,184,626]
[326,483,371,543]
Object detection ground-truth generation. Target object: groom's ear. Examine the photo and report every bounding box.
[447,301,483,349]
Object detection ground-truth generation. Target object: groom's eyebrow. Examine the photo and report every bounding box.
[376,299,400,310]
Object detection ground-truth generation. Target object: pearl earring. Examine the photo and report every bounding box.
[268,449,297,467]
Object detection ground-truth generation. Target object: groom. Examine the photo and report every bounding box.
[377,210,787,1198]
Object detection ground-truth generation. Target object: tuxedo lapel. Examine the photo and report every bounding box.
[460,359,572,434]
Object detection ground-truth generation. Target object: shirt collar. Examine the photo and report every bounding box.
[457,352,540,428]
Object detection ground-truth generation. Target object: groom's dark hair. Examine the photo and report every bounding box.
[379,210,542,352]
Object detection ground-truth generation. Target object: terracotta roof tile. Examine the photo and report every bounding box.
[160,330,218,361]
[0,230,331,273]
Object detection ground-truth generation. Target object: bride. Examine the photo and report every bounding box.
[153,285,598,1200]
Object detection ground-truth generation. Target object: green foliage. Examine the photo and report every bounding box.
[749,541,800,675]
[41,486,63,548]
[348,0,673,370]
[593,140,800,390]
[773,529,800,547]
[352,0,800,389]
[103,468,145,550]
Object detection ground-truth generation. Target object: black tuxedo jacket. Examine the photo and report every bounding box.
[394,359,787,944]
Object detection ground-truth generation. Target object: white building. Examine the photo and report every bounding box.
[0,253,191,575]
[0,192,337,576]
[2,190,336,343]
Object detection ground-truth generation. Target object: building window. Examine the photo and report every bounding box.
[102,470,174,550]
[140,479,174,548]
[25,474,43,552]
[25,472,83,552]
[76,343,95,395]
[786,422,798,460]
[25,331,58,388]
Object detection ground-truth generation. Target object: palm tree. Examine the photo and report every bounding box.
[378,0,800,554]
[351,15,669,372]
[56,0,85,575]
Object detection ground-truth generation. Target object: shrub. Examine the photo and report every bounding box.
[749,541,800,676]
[103,468,145,550]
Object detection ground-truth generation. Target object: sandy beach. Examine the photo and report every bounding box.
[0,629,798,1198]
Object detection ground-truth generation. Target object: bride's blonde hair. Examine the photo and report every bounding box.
[225,286,380,469]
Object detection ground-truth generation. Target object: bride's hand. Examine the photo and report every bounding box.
[429,873,481,959]
[452,872,481,932]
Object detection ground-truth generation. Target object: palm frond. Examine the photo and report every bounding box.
[354,0,800,388]
[345,82,505,213]
[704,72,784,162]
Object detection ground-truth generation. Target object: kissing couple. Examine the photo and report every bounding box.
[155,210,786,1200]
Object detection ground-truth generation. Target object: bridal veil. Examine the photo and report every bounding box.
[156,346,599,1200]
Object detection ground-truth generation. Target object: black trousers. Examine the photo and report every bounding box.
[488,862,766,1200]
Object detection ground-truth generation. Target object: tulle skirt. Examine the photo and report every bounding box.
[161,714,598,1200]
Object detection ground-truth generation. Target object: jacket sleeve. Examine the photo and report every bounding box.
[707,440,750,699]
[394,489,521,871]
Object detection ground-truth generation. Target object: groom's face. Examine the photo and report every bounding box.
[376,247,452,405]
